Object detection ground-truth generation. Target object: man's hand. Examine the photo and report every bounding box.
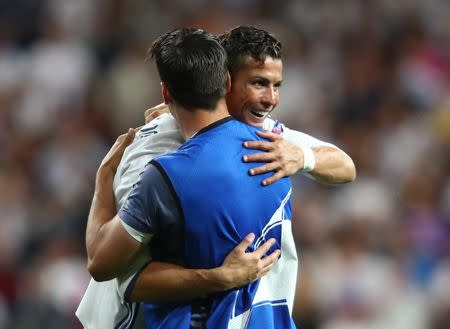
[130,233,280,302]
[243,130,304,186]
[145,103,170,123]
[217,233,280,290]
[99,128,135,174]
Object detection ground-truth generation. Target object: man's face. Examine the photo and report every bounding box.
[226,56,283,128]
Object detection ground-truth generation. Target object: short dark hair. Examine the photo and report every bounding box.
[218,26,282,75]
[149,28,228,111]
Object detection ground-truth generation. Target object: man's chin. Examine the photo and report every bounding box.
[244,114,265,128]
[246,120,264,128]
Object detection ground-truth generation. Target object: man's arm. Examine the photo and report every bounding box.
[129,234,280,303]
[86,128,143,281]
[144,105,355,185]
[243,129,356,186]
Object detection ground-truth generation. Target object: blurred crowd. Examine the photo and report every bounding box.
[0,0,449,328]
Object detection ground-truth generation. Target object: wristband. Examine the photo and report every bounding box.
[300,147,315,173]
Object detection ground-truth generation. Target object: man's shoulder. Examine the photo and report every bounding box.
[113,114,182,204]
[136,113,180,140]
[121,114,183,163]
[263,117,285,135]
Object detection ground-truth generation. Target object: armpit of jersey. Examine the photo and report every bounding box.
[263,117,338,149]
[120,220,153,244]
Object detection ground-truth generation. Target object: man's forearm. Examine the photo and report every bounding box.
[86,167,117,262]
[309,146,356,184]
[129,234,279,303]
[86,129,146,281]
[86,167,142,281]
[130,262,230,303]
[86,129,135,260]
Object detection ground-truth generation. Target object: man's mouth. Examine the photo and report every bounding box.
[250,110,268,118]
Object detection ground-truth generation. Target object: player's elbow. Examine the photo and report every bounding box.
[334,154,356,184]
[336,160,356,184]
[345,159,357,183]
[87,258,115,282]
[323,157,356,185]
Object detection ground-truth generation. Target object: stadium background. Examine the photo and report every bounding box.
[0,0,449,328]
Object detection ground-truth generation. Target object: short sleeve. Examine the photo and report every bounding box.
[282,126,336,149]
[118,162,178,243]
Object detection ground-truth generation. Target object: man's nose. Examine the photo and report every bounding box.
[261,87,277,108]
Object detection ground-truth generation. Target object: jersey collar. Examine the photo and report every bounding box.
[191,116,234,138]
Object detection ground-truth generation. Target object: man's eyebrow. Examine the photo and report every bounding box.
[251,75,269,81]
[251,76,283,84]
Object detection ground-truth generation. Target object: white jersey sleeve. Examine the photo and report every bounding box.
[264,116,351,153]
[263,117,336,148]
[76,113,183,329]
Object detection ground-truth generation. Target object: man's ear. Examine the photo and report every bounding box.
[225,71,231,93]
[161,82,172,104]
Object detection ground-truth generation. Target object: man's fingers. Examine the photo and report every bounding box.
[248,163,279,176]
[123,128,135,145]
[255,130,280,140]
[100,128,135,170]
[243,140,273,151]
[262,171,285,186]
[254,250,281,280]
[257,267,271,279]
[115,128,135,147]
[234,233,255,253]
[260,249,280,268]
[144,103,169,123]
[254,238,276,258]
[243,152,274,163]
[257,263,275,279]
[145,110,163,123]
[144,103,166,117]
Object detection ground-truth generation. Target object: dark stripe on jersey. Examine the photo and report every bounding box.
[150,160,184,226]
[152,160,205,326]
[114,302,131,329]
[128,302,140,329]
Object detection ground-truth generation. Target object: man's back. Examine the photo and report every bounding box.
[151,118,297,328]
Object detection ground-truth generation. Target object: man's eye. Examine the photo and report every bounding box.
[252,81,264,87]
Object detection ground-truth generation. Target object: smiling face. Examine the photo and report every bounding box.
[226,56,283,128]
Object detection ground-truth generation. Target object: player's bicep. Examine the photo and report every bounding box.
[88,215,143,281]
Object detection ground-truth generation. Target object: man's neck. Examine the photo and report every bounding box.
[172,99,230,139]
